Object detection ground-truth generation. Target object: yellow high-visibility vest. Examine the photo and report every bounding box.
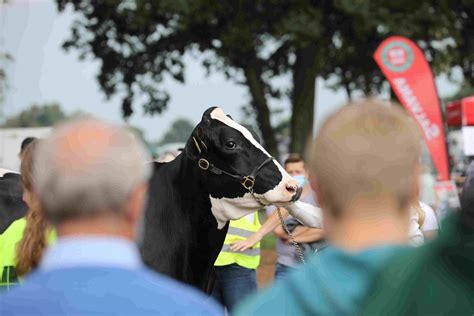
[214,213,261,269]
[0,217,56,291]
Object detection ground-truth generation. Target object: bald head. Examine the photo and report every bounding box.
[34,117,151,224]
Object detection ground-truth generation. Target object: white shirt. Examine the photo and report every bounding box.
[409,208,424,247]
[420,201,439,232]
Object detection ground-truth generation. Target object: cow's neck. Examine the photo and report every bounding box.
[142,156,228,292]
[175,155,215,222]
[174,155,229,289]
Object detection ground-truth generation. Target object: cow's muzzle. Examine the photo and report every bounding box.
[290,186,303,202]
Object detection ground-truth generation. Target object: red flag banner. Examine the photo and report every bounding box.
[374,36,449,181]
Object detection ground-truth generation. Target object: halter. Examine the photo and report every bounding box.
[190,136,274,206]
[190,135,306,263]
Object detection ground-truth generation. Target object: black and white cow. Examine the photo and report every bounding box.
[141,107,312,292]
[0,168,28,234]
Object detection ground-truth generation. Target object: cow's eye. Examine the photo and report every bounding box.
[225,141,237,149]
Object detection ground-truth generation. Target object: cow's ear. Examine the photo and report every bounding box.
[202,107,218,125]
[226,114,233,120]
[185,125,206,160]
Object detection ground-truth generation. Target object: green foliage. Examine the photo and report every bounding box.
[158,118,194,145]
[323,0,474,97]
[261,234,276,250]
[445,82,474,102]
[258,209,276,249]
[56,0,473,155]
[128,125,155,156]
[1,103,68,127]
[0,52,13,106]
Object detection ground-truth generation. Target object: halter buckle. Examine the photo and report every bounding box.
[198,158,210,170]
[242,176,255,191]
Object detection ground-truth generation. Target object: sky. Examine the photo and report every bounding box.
[0,0,461,143]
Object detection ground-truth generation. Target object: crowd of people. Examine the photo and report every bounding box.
[0,99,473,315]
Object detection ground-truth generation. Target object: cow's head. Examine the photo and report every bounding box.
[185,107,301,228]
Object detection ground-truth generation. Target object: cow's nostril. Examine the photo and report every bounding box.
[291,186,303,202]
[286,184,298,194]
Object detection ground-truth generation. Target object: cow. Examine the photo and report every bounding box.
[140,107,314,292]
[0,169,27,234]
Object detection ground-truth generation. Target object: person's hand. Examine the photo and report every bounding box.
[230,232,263,252]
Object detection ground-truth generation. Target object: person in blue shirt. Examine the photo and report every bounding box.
[0,117,221,316]
[234,99,422,315]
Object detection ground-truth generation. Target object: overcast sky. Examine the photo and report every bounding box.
[0,0,461,142]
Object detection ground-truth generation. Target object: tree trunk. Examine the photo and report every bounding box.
[390,86,399,103]
[290,44,319,155]
[342,72,352,102]
[243,66,279,157]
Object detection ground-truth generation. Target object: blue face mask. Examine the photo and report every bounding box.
[293,175,306,187]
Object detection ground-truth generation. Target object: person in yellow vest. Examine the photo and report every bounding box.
[0,140,56,292]
[211,209,287,312]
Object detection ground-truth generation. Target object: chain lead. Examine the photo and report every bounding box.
[276,207,306,264]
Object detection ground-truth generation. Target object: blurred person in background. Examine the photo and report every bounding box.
[419,165,436,208]
[266,154,324,280]
[17,137,37,162]
[211,213,263,313]
[211,154,324,311]
[0,118,220,315]
[234,100,422,315]
[0,140,56,292]
[419,201,439,240]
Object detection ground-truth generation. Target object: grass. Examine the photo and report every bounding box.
[258,209,276,249]
[261,234,276,249]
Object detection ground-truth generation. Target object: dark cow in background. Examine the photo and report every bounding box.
[0,169,27,234]
[141,107,304,292]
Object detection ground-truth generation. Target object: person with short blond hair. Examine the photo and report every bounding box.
[235,99,422,315]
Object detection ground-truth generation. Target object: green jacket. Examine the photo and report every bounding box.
[234,245,406,315]
[361,214,474,315]
[0,218,56,291]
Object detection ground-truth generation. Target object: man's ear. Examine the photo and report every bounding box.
[410,163,422,204]
[126,183,148,226]
[309,175,325,207]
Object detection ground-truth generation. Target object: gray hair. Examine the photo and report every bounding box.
[34,117,152,223]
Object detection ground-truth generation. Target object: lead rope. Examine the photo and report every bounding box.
[276,207,306,264]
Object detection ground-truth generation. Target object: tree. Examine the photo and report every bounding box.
[158,118,195,145]
[128,125,155,155]
[1,103,68,127]
[56,0,471,156]
[56,1,336,155]
[445,81,474,103]
[0,52,13,108]
[322,1,474,99]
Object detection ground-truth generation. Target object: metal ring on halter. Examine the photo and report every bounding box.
[241,176,255,191]
[198,158,210,170]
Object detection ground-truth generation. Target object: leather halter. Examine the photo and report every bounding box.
[190,136,274,203]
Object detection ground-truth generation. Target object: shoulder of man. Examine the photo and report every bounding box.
[131,268,222,314]
[361,215,473,315]
[0,266,221,315]
[234,252,338,315]
[233,270,311,316]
